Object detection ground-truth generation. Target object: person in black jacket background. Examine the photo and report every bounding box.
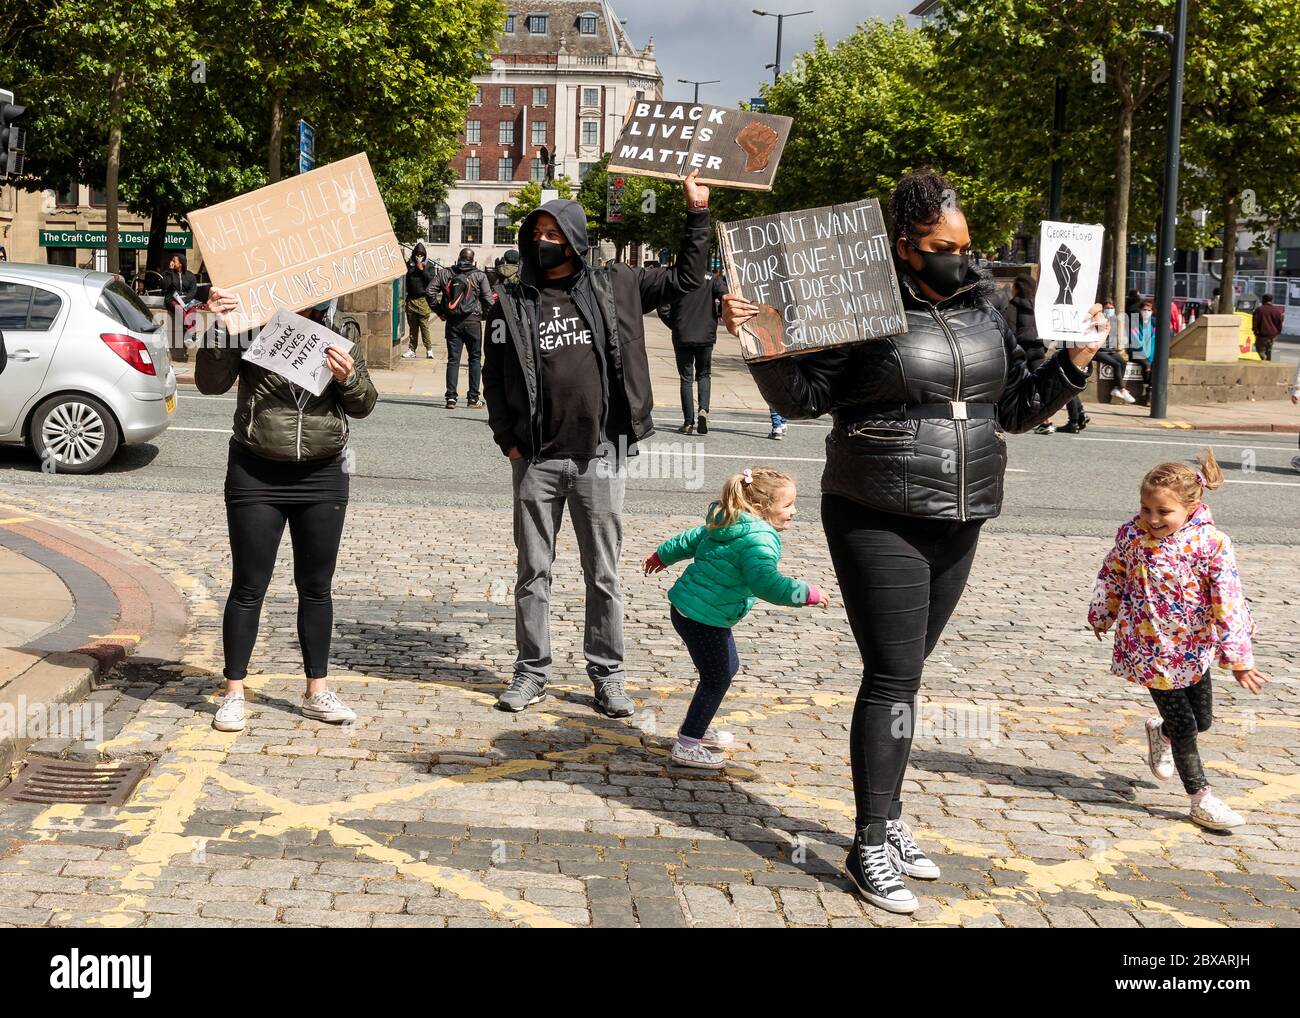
[657,270,727,434]
[402,242,437,360]
[723,169,1106,915]
[484,170,710,720]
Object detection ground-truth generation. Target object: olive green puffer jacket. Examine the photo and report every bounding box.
[655,506,811,629]
[195,322,377,461]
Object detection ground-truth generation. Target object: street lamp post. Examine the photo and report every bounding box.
[1143,0,1188,420]
[752,8,814,83]
[677,78,720,103]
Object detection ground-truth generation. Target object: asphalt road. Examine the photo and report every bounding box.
[1,384,1298,543]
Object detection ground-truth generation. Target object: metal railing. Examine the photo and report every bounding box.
[1128,270,1300,331]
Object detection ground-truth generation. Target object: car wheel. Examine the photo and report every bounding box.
[31,394,120,474]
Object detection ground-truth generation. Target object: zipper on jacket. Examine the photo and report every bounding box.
[296,408,303,461]
[928,306,968,521]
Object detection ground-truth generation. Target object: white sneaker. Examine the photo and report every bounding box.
[701,728,734,749]
[670,739,725,769]
[885,818,941,880]
[401,349,416,359]
[1145,717,1175,781]
[1113,387,1137,404]
[302,689,357,724]
[213,693,245,732]
[1189,792,1244,832]
[425,349,435,359]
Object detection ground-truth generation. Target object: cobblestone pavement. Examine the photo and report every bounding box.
[1,485,1297,928]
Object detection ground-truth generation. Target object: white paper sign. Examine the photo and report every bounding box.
[244,309,354,396]
[1035,220,1104,345]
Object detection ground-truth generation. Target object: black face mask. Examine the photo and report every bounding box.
[536,238,572,273]
[909,247,971,299]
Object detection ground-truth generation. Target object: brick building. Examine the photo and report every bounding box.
[422,1,662,268]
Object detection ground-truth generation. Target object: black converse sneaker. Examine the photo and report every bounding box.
[845,824,918,914]
[885,818,941,880]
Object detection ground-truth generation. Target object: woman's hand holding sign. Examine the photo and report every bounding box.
[721,293,759,336]
[325,345,354,383]
[1066,303,1108,371]
[206,286,240,332]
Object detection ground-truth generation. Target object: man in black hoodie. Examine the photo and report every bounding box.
[430,248,493,408]
[403,242,437,360]
[486,170,711,717]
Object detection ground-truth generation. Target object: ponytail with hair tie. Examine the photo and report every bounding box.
[710,466,794,530]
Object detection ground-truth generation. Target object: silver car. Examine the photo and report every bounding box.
[0,263,177,473]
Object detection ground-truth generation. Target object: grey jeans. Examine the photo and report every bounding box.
[511,453,626,684]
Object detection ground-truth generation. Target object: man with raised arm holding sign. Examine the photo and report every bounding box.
[485,170,711,718]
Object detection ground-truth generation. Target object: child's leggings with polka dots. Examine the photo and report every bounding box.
[670,607,739,740]
[1149,671,1213,794]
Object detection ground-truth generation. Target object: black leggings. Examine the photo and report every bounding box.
[822,495,984,829]
[1149,673,1214,794]
[222,500,348,681]
[671,607,739,739]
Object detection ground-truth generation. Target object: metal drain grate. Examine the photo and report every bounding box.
[0,758,150,805]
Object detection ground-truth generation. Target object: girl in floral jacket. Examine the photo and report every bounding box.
[1088,449,1267,832]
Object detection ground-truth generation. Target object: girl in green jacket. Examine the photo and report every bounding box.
[643,466,829,769]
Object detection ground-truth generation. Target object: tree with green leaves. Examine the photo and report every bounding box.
[931,1,1177,310]
[726,18,1033,253]
[6,0,197,273]
[1178,0,1300,310]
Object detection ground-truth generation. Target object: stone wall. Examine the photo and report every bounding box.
[339,281,405,370]
[1086,358,1294,404]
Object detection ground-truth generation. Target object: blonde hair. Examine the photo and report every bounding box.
[1141,447,1223,506]
[709,466,794,529]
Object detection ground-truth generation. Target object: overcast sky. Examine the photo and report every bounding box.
[613,0,916,105]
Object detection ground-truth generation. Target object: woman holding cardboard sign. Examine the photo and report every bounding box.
[197,288,377,734]
[723,170,1106,916]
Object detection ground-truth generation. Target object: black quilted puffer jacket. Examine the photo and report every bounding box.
[748,270,1088,521]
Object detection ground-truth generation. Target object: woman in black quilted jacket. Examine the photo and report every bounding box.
[723,169,1106,915]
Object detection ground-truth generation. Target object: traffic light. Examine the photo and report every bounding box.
[0,89,27,176]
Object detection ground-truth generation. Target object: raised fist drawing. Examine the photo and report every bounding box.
[735,120,780,173]
[1052,243,1081,304]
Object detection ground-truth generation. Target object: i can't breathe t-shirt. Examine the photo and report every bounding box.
[537,275,602,458]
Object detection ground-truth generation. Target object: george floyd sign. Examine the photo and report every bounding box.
[1034,220,1105,345]
[718,199,907,362]
[607,101,792,191]
[188,152,403,333]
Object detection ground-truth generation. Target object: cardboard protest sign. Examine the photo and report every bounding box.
[607,101,792,191]
[1034,220,1105,345]
[717,199,907,362]
[244,309,354,396]
[188,153,403,333]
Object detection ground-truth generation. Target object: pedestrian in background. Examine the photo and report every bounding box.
[1252,293,1285,361]
[1096,300,1138,404]
[658,269,726,435]
[1003,275,1056,433]
[160,253,199,356]
[430,247,492,409]
[1089,449,1266,832]
[402,242,436,360]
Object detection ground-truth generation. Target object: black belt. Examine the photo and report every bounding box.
[842,401,998,422]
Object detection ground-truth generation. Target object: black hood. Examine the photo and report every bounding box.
[517,199,589,287]
[408,242,427,266]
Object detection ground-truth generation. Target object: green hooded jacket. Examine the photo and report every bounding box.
[656,505,810,629]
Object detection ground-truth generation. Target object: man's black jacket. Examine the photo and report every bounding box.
[657,271,727,346]
[483,198,710,460]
